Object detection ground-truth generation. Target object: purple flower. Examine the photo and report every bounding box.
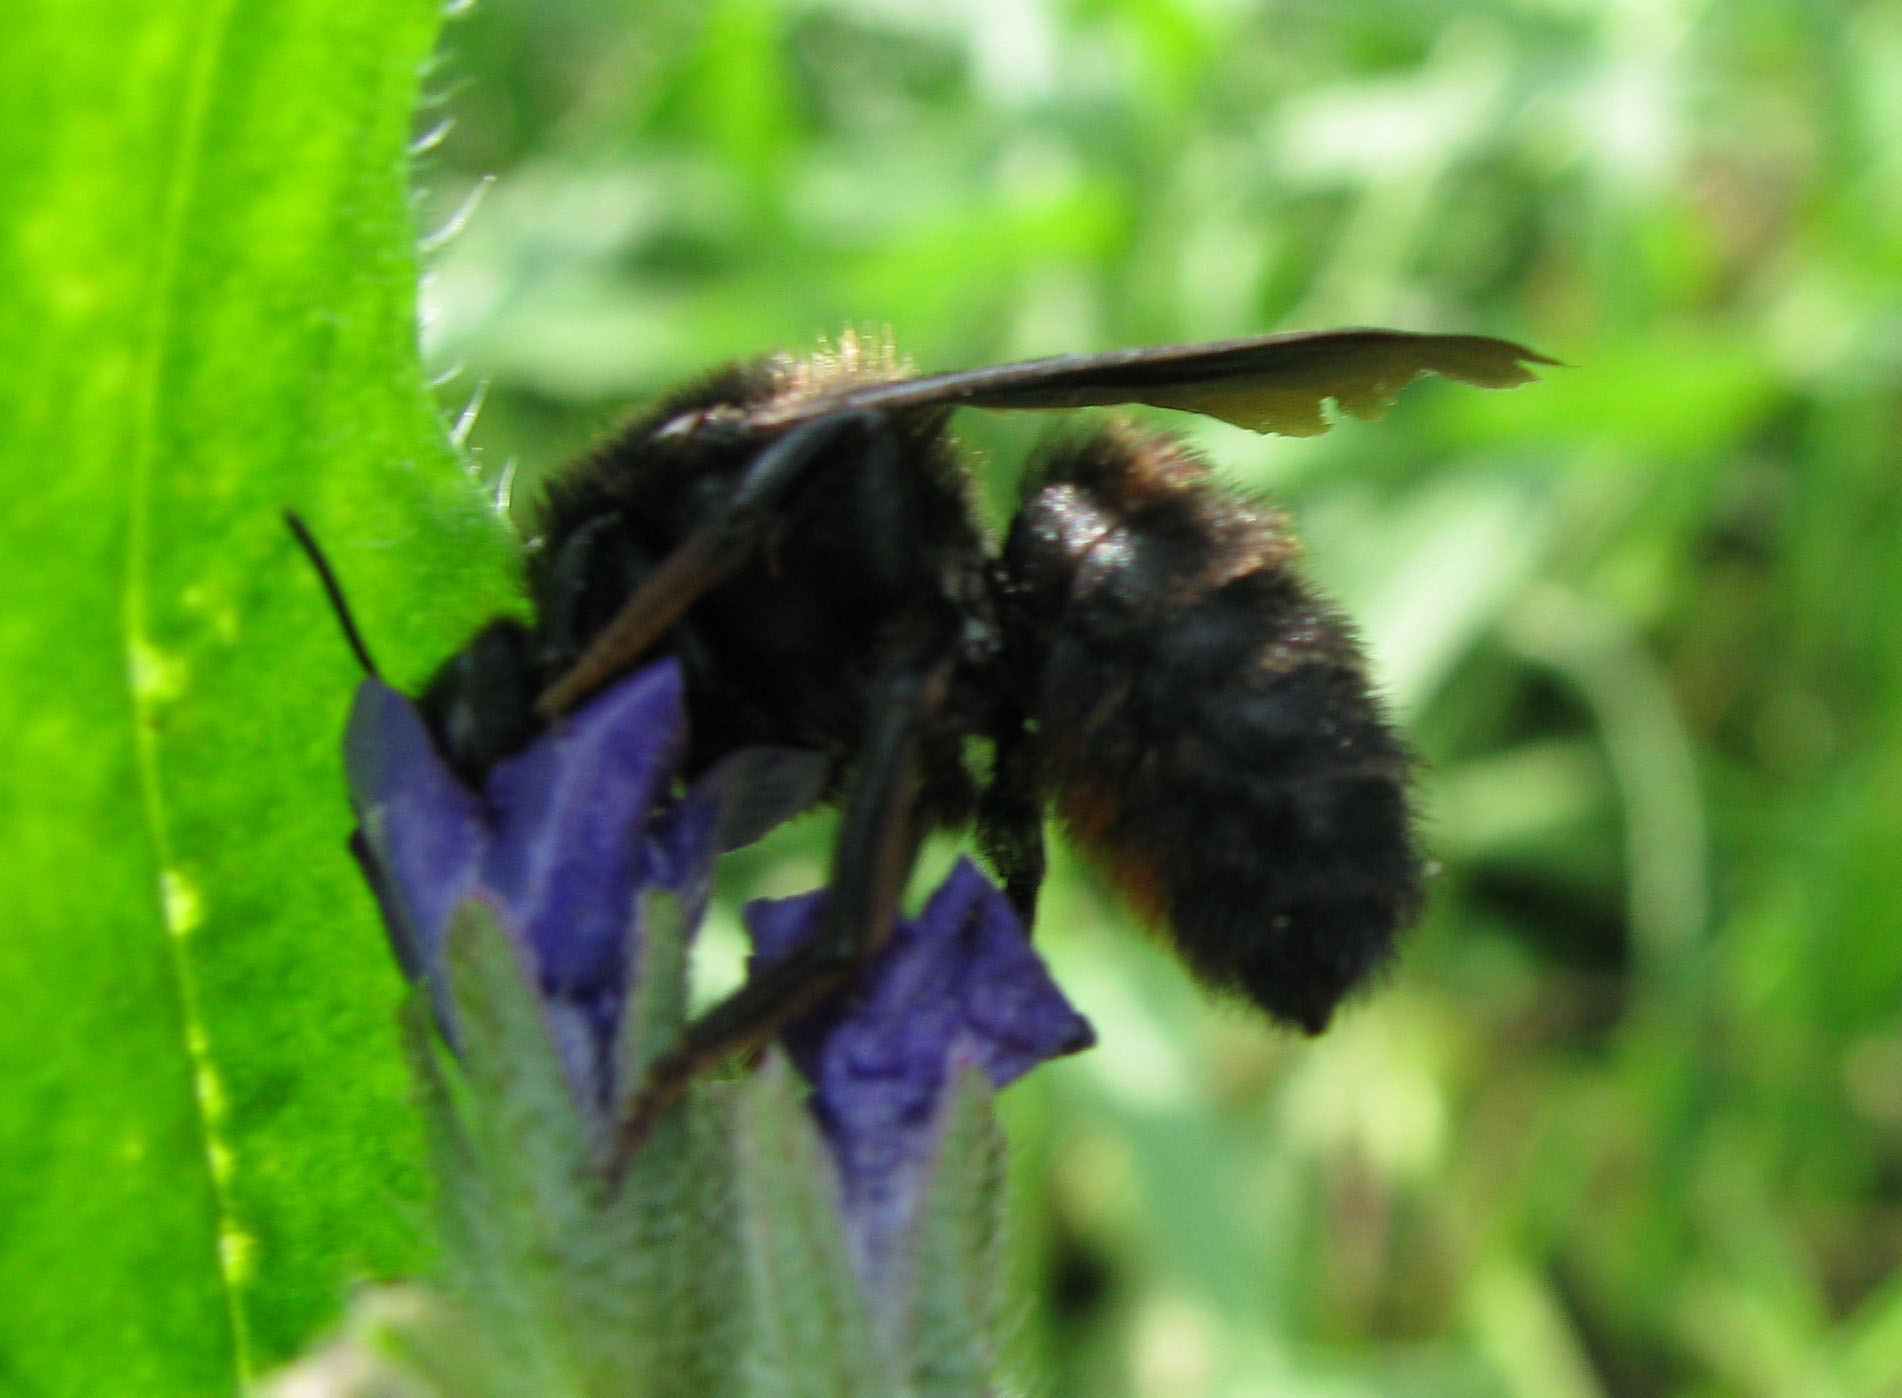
[343,650,1096,1242]
[745,861,1095,1293]
[345,657,825,1107]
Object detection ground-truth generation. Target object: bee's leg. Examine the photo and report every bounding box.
[977,714,1046,929]
[537,409,891,718]
[606,645,955,1179]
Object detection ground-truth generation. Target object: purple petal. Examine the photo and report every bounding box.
[742,858,1093,1292]
[345,662,703,1107]
[928,862,1096,1086]
[345,679,488,980]
[479,661,688,1000]
[747,860,1094,1099]
[744,888,828,969]
[646,778,723,933]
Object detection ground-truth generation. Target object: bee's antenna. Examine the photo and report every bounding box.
[283,510,384,681]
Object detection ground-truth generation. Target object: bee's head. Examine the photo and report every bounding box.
[416,617,542,786]
[285,513,545,788]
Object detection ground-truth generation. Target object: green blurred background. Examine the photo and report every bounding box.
[411,0,1902,1392]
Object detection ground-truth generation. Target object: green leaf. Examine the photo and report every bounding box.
[586,890,747,1397]
[418,894,749,1397]
[421,897,596,1396]
[729,1055,889,1397]
[0,0,518,1387]
[906,1065,1007,1397]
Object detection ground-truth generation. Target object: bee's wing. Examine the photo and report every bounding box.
[757,329,1555,436]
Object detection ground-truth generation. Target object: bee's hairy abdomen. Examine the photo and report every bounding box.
[1006,423,1422,1032]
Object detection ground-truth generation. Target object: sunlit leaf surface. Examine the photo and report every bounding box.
[0,0,516,1387]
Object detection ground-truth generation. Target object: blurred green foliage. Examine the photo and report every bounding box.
[415,0,1902,1392]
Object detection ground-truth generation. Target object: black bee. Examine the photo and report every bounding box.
[299,327,1549,1148]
